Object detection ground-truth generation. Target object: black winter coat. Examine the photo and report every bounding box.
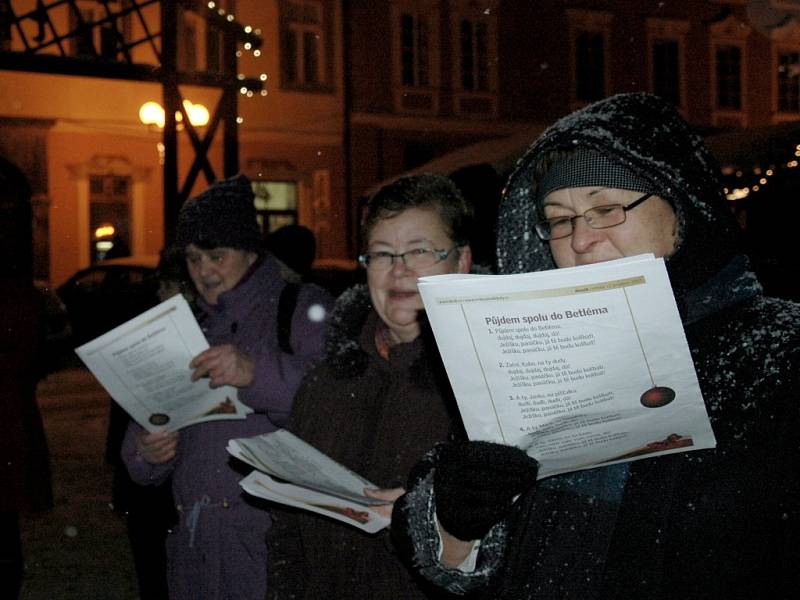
[267,285,462,599]
[393,93,800,600]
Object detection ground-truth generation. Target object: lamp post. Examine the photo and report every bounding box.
[138,100,210,129]
[138,99,211,241]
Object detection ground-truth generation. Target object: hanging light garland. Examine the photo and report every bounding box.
[723,143,800,200]
[205,0,269,125]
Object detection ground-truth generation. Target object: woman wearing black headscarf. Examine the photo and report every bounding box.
[391,93,800,599]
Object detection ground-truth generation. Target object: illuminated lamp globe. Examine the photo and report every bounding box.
[139,101,165,128]
[184,101,210,127]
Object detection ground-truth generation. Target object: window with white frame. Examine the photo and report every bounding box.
[68,0,127,59]
[252,180,299,234]
[205,0,235,73]
[279,0,333,91]
[89,174,131,263]
[776,49,800,112]
[177,7,199,72]
[401,12,430,87]
[391,1,441,114]
[646,18,689,110]
[771,17,800,118]
[715,44,743,109]
[450,0,498,117]
[653,40,680,103]
[567,9,613,108]
[710,14,750,126]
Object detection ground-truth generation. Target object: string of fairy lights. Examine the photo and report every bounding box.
[722,142,800,201]
[208,0,800,197]
[206,1,269,125]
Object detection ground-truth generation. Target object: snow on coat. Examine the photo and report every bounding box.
[394,93,800,599]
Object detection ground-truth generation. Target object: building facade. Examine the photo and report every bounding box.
[2,0,800,286]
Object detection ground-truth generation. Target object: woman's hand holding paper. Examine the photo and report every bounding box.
[136,430,179,464]
[189,344,255,388]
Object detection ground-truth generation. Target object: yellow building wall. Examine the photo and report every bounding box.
[46,124,227,287]
[2,0,349,284]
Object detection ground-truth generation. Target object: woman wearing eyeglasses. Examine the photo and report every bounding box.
[265,173,472,599]
[390,94,800,599]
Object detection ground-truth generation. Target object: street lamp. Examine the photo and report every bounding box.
[138,100,210,128]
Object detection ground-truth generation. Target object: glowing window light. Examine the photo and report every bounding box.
[95,224,116,239]
[726,188,750,200]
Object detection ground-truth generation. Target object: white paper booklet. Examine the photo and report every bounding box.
[75,294,252,432]
[228,429,391,533]
[418,254,716,479]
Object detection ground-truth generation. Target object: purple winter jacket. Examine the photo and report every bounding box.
[121,254,333,600]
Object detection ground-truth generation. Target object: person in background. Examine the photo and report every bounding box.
[449,163,503,272]
[121,174,333,600]
[108,246,193,600]
[155,245,198,308]
[390,93,800,599]
[266,173,472,599]
[264,223,317,282]
[0,157,53,599]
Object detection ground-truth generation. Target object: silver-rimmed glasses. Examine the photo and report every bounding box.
[534,192,655,241]
[358,246,461,271]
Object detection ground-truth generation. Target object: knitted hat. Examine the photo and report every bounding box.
[176,174,262,253]
[497,93,742,299]
[535,148,653,207]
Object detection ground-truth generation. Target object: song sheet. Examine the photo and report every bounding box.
[418,254,716,478]
[76,294,252,432]
[229,430,391,533]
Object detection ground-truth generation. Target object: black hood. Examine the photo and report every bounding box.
[496,92,743,298]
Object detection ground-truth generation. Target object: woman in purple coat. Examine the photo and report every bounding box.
[121,175,333,600]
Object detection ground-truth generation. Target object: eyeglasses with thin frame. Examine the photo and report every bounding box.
[533,192,655,241]
[358,246,461,271]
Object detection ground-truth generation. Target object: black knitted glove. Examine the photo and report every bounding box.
[434,441,539,542]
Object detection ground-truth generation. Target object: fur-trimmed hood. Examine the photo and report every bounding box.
[321,284,460,405]
[322,283,374,378]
